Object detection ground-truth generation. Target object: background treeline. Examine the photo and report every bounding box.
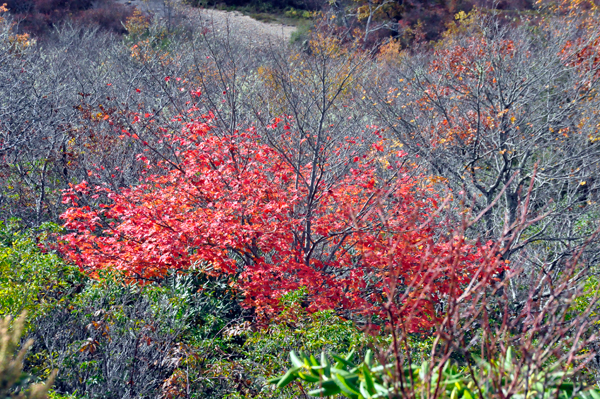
[3,0,133,36]
[3,0,536,43]
[0,0,600,398]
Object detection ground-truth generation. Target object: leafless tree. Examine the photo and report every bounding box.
[368,11,600,277]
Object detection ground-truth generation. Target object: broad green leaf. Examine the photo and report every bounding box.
[276,366,301,388]
[363,364,376,395]
[290,351,304,368]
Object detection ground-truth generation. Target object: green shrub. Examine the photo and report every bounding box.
[289,20,312,44]
[183,288,386,399]
[271,349,600,399]
[0,220,83,330]
[27,273,191,398]
[25,267,245,398]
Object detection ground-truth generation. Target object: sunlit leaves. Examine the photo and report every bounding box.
[60,113,501,329]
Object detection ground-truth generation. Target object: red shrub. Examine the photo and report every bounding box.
[59,112,504,329]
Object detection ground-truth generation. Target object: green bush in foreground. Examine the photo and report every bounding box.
[271,349,600,399]
[180,287,384,399]
[0,220,83,329]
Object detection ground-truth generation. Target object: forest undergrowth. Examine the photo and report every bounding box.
[1,0,600,397]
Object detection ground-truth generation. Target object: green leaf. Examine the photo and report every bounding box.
[267,376,281,385]
[298,371,321,383]
[310,354,319,367]
[290,351,304,368]
[309,381,342,397]
[504,347,513,371]
[588,389,600,399]
[373,382,389,395]
[331,367,354,377]
[363,364,376,395]
[365,349,373,368]
[333,355,355,369]
[276,366,302,388]
[558,381,574,394]
[334,372,361,399]
[346,348,356,362]
[360,380,372,399]
[371,363,396,373]
[419,360,430,382]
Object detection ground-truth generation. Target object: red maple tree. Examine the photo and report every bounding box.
[60,111,503,330]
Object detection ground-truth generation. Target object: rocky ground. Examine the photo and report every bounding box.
[114,0,296,45]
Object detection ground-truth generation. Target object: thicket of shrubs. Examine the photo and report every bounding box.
[0,221,377,398]
[0,0,600,398]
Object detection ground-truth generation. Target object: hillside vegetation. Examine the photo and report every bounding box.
[0,1,600,398]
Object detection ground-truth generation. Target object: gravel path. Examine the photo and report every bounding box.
[115,0,296,45]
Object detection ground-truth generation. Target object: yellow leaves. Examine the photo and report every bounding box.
[125,9,150,38]
[356,5,370,20]
[428,175,449,184]
[257,65,288,114]
[377,39,405,66]
[439,9,485,47]
[455,11,468,20]
[259,39,359,112]
[6,32,35,54]
[125,10,174,65]
[496,109,516,124]
[308,32,345,58]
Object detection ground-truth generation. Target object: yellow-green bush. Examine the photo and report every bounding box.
[0,220,83,330]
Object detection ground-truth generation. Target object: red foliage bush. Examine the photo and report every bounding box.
[59,111,504,329]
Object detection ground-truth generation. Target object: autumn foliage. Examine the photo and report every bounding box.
[59,109,503,330]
